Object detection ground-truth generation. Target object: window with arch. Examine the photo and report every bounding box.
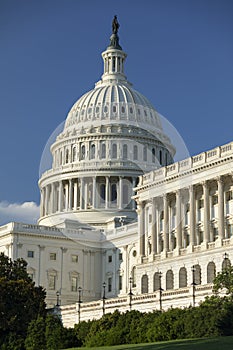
[222,257,231,270]
[207,262,216,283]
[166,270,174,290]
[112,144,117,158]
[153,272,160,291]
[65,149,69,164]
[193,264,201,285]
[141,274,148,294]
[72,147,77,162]
[123,144,128,159]
[101,143,106,159]
[90,144,95,160]
[179,267,187,288]
[133,145,138,160]
[152,148,156,163]
[143,146,147,161]
[81,145,85,160]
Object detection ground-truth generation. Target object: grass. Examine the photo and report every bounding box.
[64,336,233,350]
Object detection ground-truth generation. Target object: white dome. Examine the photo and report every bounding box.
[65,83,164,138]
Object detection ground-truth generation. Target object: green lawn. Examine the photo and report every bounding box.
[65,336,233,350]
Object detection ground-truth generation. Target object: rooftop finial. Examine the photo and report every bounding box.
[112,15,120,34]
[108,15,122,50]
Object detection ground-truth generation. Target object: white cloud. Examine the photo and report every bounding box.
[0,201,40,226]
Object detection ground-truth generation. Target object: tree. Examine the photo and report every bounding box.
[25,317,46,350]
[213,264,233,295]
[0,253,46,349]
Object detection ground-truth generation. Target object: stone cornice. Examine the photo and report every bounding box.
[137,142,233,193]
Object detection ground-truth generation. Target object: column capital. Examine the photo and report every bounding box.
[216,175,224,184]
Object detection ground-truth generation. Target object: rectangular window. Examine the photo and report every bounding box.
[27,251,34,258]
[119,252,123,261]
[108,255,112,263]
[198,199,204,209]
[212,195,218,205]
[48,275,56,290]
[108,277,112,292]
[226,191,233,201]
[50,253,56,261]
[71,255,78,263]
[71,276,78,292]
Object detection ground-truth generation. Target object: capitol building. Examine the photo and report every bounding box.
[0,18,233,326]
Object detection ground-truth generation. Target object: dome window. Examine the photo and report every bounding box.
[81,145,85,160]
[121,106,125,113]
[101,143,106,159]
[144,110,147,116]
[143,146,147,161]
[112,144,117,159]
[130,107,133,114]
[123,144,128,160]
[159,150,163,165]
[88,108,92,114]
[65,149,69,164]
[81,109,85,115]
[104,106,108,113]
[96,106,100,113]
[138,109,141,115]
[113,106,117,113]
[72,147,77,162]
[90,144,95,160]
[152,148,156,163]
[133,145,138,160]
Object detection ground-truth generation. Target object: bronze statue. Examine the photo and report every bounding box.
[112,15,120,34]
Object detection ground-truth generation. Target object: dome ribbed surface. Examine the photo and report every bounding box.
[64,83,163,134]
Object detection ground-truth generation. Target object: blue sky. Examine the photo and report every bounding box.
[0,0,233,224]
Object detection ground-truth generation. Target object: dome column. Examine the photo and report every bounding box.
[73,181,78,210]
[58,181,63,212]
[132,178,137,209]
[51,183,55,213]
[40,188,44,217]
[64,182,69,211]
[118,176,123,210]
[92,176,97,208]
[44,186,48,216]
[69,179,73,210]
[105,176,109,209]
[80,178,84,210]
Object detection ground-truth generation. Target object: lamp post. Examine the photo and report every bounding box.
[191,265,196,307]
[158,272,163,311]
[128,276,133,311]
[102,282,106,316]
[77,287,82,323]
[56,290,60,307]
[222,251,230,270]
